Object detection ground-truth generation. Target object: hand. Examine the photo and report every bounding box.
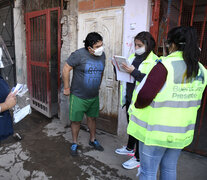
[121,63,135,73]
[111,60,115,66]
[5,92,17,109]
[63,88,70,96]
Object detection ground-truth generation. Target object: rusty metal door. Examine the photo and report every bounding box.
[78,8,123,134]
[26,8,61,118]
[0,0,15,88]
[150,0,207,156]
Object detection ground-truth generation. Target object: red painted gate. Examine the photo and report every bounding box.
[26,8,61,118]
[150,0,207,156]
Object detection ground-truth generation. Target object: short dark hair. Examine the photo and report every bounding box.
[84,32,103,50]
[134,31,156,59]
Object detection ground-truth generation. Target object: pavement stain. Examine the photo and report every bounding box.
[0,111,132,180]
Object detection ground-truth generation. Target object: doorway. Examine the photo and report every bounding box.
[26,8,61,118]
[78,8,123,134]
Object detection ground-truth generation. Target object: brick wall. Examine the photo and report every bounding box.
[78,0,125,11]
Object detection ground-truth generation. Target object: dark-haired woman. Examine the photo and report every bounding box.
[128,26,207,179]
[115,31,158,169]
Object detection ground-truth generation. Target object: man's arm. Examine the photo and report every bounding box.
[62,63,73,96]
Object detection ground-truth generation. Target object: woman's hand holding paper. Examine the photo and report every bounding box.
[121,63,135,73]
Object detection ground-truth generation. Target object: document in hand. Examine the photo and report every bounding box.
[113,55,129,72]
[112,56,134,83]
[12,83,31,124]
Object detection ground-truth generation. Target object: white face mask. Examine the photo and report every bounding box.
[135,46,145,55]
[93,46,104,56]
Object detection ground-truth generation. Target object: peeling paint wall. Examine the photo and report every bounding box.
[23,0,60,12]
[14,0,27,84]
[59,0,78,126]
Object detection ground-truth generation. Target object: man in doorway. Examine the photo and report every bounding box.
[62,32,105,156]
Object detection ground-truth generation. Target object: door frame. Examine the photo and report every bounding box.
[25,7,61,117]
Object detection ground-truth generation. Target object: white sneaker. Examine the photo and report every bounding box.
[115,146,135,156]
[122,156,140,169]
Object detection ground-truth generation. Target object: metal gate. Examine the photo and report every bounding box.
[0,0,15,88]
[26,8,61,118]
[150,0,207,156]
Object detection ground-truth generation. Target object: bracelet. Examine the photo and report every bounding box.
[64,88,70,90]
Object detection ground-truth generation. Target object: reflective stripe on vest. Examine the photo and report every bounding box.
[131,114,195,133]
[150,100,201,108]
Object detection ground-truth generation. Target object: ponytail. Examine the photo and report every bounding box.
[183,27,200,78]
[167,26,200,79]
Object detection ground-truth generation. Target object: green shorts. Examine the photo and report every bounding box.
[69,94,99,122]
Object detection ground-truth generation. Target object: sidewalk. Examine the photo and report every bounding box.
[0,111,207,180]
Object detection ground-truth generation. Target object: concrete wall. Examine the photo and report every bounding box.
[117,0,152,137]
[78,0,125,11]
[59,0,78,126]
[13,0,27,85]
[122,0,151,58]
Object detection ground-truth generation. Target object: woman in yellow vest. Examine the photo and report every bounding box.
[128,26,207,179]
[115,32,158,169]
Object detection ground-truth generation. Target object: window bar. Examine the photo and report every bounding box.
[166,0,172,37]
[37,17,39,62]
[34,18,37,61]
[190,0,196,26]
[150,0,160,49]
[199,5,207,49]
[39,17,41,62]
[178,0,183,26]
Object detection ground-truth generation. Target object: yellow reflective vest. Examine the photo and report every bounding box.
[127,51,207,149]
[120,52,158,106]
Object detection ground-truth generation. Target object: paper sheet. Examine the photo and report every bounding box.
[13,105,31,124]
[12,84,28,97]
[112,58,134,83]
[113,55,129,72]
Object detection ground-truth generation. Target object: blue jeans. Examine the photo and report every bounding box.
[138,141,181,180]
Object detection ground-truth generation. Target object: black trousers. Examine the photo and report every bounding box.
[126,101,139,159]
